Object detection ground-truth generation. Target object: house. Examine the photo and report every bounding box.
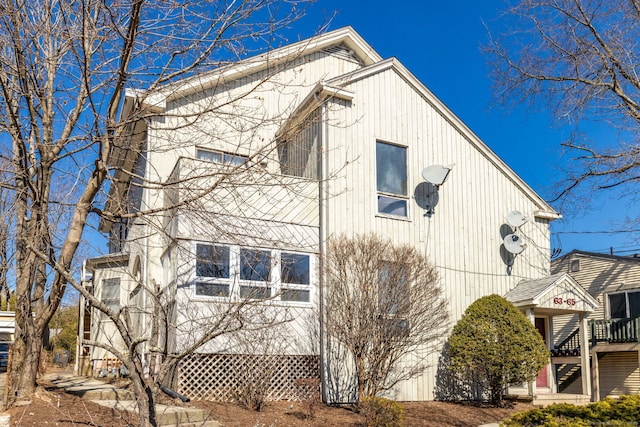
[79,26,583,403]
[547,250,640,401]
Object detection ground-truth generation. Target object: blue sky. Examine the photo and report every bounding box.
[297,0,640,256]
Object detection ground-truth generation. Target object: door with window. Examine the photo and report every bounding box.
[535,317,549,389]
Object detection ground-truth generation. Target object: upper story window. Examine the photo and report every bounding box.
[608,289,640,319]
[197,148,248,166]
[195,244,231,297]
[376,141,408,217]
[280,252,310,302]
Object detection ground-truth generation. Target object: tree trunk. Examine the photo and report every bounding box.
[130,369,158,427]
[7,324,42,403]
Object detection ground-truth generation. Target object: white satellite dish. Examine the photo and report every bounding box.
[503,234,527,255]
[505,210,528,228]
[421,165,451,186]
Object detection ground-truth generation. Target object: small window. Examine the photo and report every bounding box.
[570,259,580,272]
[195,244,230,297]
[197,148,247,166]
[376,141,408,217]
[240,248,271,299]
[280,252,310,302]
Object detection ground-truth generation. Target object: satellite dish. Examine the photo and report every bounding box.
[505,210,528,228]
[421,165,451,186]
[503,234,527,255]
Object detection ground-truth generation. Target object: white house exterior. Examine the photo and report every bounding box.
[79,27,589,403]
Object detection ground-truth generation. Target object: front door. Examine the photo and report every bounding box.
[535,317,549,388]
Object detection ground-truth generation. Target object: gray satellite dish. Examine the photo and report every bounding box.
[421,165,451,186]
[505,210,528,228]
[503,234,527,255]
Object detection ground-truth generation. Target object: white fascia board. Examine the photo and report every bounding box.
[327,58,560,218]
[133,27,380,114]
[276,82,355,139]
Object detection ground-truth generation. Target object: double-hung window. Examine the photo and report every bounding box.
[101,278,121,319]
[239,248,271,299]
[197,148,248,166]
[376,141,408,217]
[280,252,310,302]
[608,290,640,319]
[195,244,231,297]
[378,262,410,336]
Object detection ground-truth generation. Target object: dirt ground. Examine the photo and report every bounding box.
[3,376,532,427]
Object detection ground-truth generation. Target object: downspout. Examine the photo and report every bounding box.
[318,98,329,403]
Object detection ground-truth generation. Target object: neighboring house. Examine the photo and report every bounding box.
[0,311,14,342]
[79,27,585,403]
[547,250,640,401]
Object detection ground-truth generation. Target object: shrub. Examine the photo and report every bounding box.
[502,395,640,426]
[359,396,404,427]
[448,294,548,404]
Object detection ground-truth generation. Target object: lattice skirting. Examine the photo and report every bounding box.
[177,353,320,401]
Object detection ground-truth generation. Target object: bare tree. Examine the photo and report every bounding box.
[324,234,449,402]
[486,0,640,203]
[0,0,317,417]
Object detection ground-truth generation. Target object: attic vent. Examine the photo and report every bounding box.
[322,43,362,63]
[570,259,580,272]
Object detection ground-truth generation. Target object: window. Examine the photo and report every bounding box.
[608,290,640,318]
[102,278,120,318]
[197,148,248,166]
[239,248,271,299]
[376,141,408,217]
[280,252,310,302]
[378,263,410,336]
[193,244,313,303]
[570,259,580,272]
[195,244,230,297]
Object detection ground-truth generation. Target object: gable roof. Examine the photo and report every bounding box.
[128,26,382,114]
[289,56,559,218]
[553,249,640,265]
[505,273,598,313]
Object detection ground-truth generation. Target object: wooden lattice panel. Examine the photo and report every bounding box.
[177,353,319,401]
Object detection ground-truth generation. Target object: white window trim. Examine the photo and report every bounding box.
[196,147,248,166]
[374,139,411,220]
[191,242,313,305]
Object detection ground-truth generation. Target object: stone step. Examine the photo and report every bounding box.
[89,400,218,427]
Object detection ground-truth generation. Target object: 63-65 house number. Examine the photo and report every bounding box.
[553,297,576,306]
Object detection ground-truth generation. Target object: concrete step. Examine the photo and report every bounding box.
[89,400,218,427]
[533,393,591,407]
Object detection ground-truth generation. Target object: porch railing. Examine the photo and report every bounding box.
[590,317,640,346]
[551,328,581,357]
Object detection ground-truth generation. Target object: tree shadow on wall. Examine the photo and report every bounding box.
[434,342,485,402]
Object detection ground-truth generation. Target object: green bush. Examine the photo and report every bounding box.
[501,395,640,426]
[448,294,548,404]
[359,396,404,427]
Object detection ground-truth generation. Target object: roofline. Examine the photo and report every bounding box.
[85,253,130,271]
[554,249,640,264]
[508,273,599,311]
[325,58,560,218]
[132,26,382,113]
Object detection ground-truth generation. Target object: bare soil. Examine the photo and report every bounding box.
[3,373,531,427]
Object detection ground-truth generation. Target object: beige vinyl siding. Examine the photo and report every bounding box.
[598,352,640,397]
[551,254,640,343]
